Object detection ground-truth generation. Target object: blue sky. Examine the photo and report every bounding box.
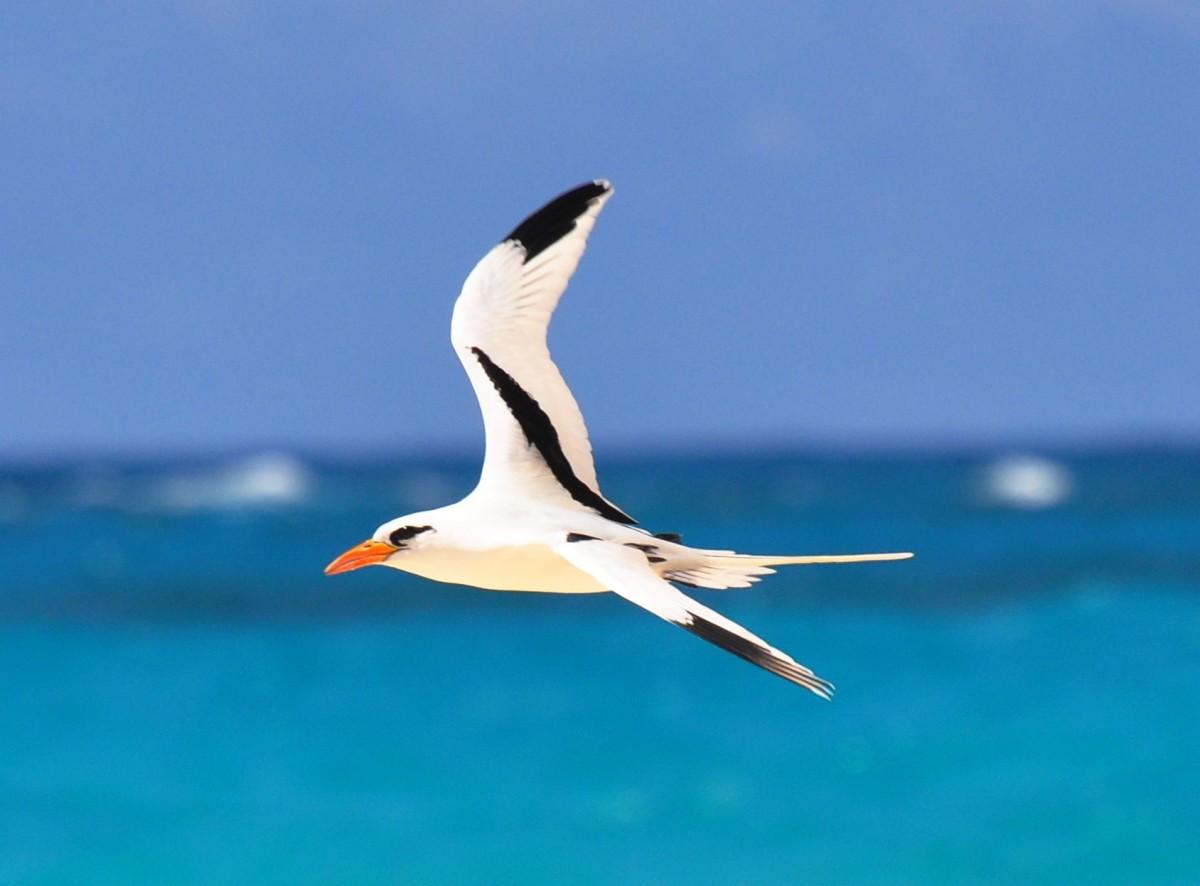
[2,2,1197,457]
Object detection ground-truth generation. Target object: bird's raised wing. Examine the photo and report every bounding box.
[451,181,633,524]
[556,539,835,698]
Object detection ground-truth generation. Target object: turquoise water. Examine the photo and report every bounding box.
[2,450,1198,883]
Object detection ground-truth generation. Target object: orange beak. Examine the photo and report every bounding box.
[324,539,398,575]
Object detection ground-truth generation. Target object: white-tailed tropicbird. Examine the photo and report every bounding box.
[325,181,912,698]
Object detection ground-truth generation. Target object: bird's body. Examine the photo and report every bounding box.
[326,180,912,697]
[365,500,613,595]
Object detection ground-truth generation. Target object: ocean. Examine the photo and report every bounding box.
[2,448,1197,884]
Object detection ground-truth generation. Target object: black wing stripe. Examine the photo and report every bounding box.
[502,180,611,264]
[470,346,636,525]
[679,612,834,697]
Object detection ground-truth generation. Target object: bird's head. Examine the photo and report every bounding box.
[323,516,438,575]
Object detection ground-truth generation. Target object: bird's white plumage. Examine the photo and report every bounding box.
[327,180,914,698]
[451,183,612,504]
[555,541,835,698]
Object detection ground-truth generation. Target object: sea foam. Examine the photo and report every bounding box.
[981,454,1072,509]
[153,452,314,511]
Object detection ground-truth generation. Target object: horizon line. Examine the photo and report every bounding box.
[1,429,1197,468]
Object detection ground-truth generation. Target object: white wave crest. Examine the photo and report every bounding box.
[981,454,1072,509]
[155,453,313,511]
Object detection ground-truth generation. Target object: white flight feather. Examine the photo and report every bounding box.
[555,540,835,698]
[450,184,614,503]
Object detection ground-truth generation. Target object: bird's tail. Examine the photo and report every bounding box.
[663,550,913,590]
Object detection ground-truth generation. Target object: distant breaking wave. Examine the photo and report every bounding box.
[980,454,1072,509]
[55,452,316,514]
[152,452,314,511]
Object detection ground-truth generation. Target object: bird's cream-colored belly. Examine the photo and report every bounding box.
[386,544,609,594]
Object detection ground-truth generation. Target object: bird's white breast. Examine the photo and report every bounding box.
[385,544,609,594]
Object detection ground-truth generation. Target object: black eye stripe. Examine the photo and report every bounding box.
[388,525,433,546]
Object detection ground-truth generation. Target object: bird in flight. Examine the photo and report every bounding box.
[325,181,911,697]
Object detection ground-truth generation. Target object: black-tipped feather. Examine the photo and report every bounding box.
[503,181,611,263]
[680,613,835,697]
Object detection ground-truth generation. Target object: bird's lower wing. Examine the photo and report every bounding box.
[555,539,834,698]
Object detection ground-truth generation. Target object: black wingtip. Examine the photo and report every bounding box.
[503,180,612,263]
[680,613,835,698]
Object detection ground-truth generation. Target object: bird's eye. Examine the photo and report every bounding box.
[388,525,432,547]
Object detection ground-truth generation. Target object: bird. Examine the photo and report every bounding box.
[324,180,912,698]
